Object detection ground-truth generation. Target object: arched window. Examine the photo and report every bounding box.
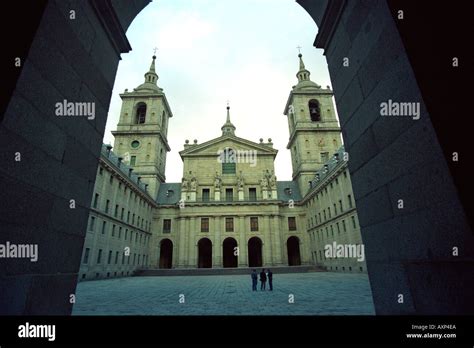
[135,103,146,124]
[308,99,321,122]
[221,147,236,174]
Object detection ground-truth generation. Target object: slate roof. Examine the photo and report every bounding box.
[276,181,302,202]
[156,183,181,205]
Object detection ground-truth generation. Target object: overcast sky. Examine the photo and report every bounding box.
[103,0,334,182]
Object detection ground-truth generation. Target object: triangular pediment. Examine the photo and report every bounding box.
[179,135,277,159]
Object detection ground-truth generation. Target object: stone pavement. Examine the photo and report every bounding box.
[72,272,375,315]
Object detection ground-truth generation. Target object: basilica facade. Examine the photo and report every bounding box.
[78,53,366,280]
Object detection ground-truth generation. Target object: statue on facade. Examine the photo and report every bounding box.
[181,176,189,191]
[268,169,277,190]
[214,171,222,189]
[260,171,268,190]
[190,171,198,191]
[237,171,245,190]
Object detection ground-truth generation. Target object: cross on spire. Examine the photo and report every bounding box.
[296,46,302,54]
[153,47,158,56]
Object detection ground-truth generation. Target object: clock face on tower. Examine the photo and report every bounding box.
[131,140,140,149]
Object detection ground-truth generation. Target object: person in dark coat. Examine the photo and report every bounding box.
[260,269,267,290]
[267,269,273,291]
[251,269,258,291]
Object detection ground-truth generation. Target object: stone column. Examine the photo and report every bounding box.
[271,215,283,265]
[177,217,187,268]
[187,217,196,267]
[213,216,221,267]
[263,215,272,266]
[238,216,247,267]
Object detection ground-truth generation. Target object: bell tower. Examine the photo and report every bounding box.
[112,54,173,198]
[283,52,341,196]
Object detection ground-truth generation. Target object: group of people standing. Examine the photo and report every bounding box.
[251,269,273,291]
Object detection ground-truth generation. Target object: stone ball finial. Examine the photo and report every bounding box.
[259,138,263,143]
[268,138,272,143]
[193,139,198,144]
[185,139,189,144]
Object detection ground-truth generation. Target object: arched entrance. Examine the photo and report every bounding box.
[222,237,238,268]
[159,239,173,269]
[198,238,212,268]
[248,237,263,267]
[287,236,301,266]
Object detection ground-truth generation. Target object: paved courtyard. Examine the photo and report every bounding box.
[72,272,375,315]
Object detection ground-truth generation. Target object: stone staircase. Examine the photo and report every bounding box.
[134,265,326,277]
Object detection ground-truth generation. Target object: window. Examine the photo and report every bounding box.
[333,203,337,215]
[344,170,348,178]
[131,140,140,148]
[288,217,297,231]
[108,250,112,264]
[249,188,257,201]
[339,200,343,212]
[93,193,99,208]
[97,249,102,264]
[163,219,171,233]
[225,188,233,202]
[83,248,90,264]
[328,207,331,219]
[250,217,259,231]
[202,188,210,202]
[201,218,209,232]
[114,205,119,217]
[115,251,119,264]
[99,167,103,175]
[121,208,124,220]
[342,220,347,232]
[111,224,115,237]
[101,221,106,234]
[109,175,113,184]
[337,222,340,234]
[352,216,357,229]
[130,156,136,166]
[226,218,234,232]
[125,229,128,240]
[136,103,146,124]
[348,194,353,208]
[321,152,329,163]
[105,199,110,213]
[127,211,130,223]
[221,148,236,174]
[308,99,321,121]
[89,216,95,231]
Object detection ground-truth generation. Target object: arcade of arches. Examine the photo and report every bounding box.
[158,236,302,269]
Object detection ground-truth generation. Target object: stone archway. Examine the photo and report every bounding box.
[2,0,472,316]
[159,239,173,269]
[222,237,238,268]
[197,238,212,268]
[287,236,301,266]
[248,237,263,267]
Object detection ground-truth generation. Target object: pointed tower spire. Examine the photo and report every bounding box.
[221,101,236,136]
[134,53,163,93]
[294,51,321,89]
[144,54,158,85]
